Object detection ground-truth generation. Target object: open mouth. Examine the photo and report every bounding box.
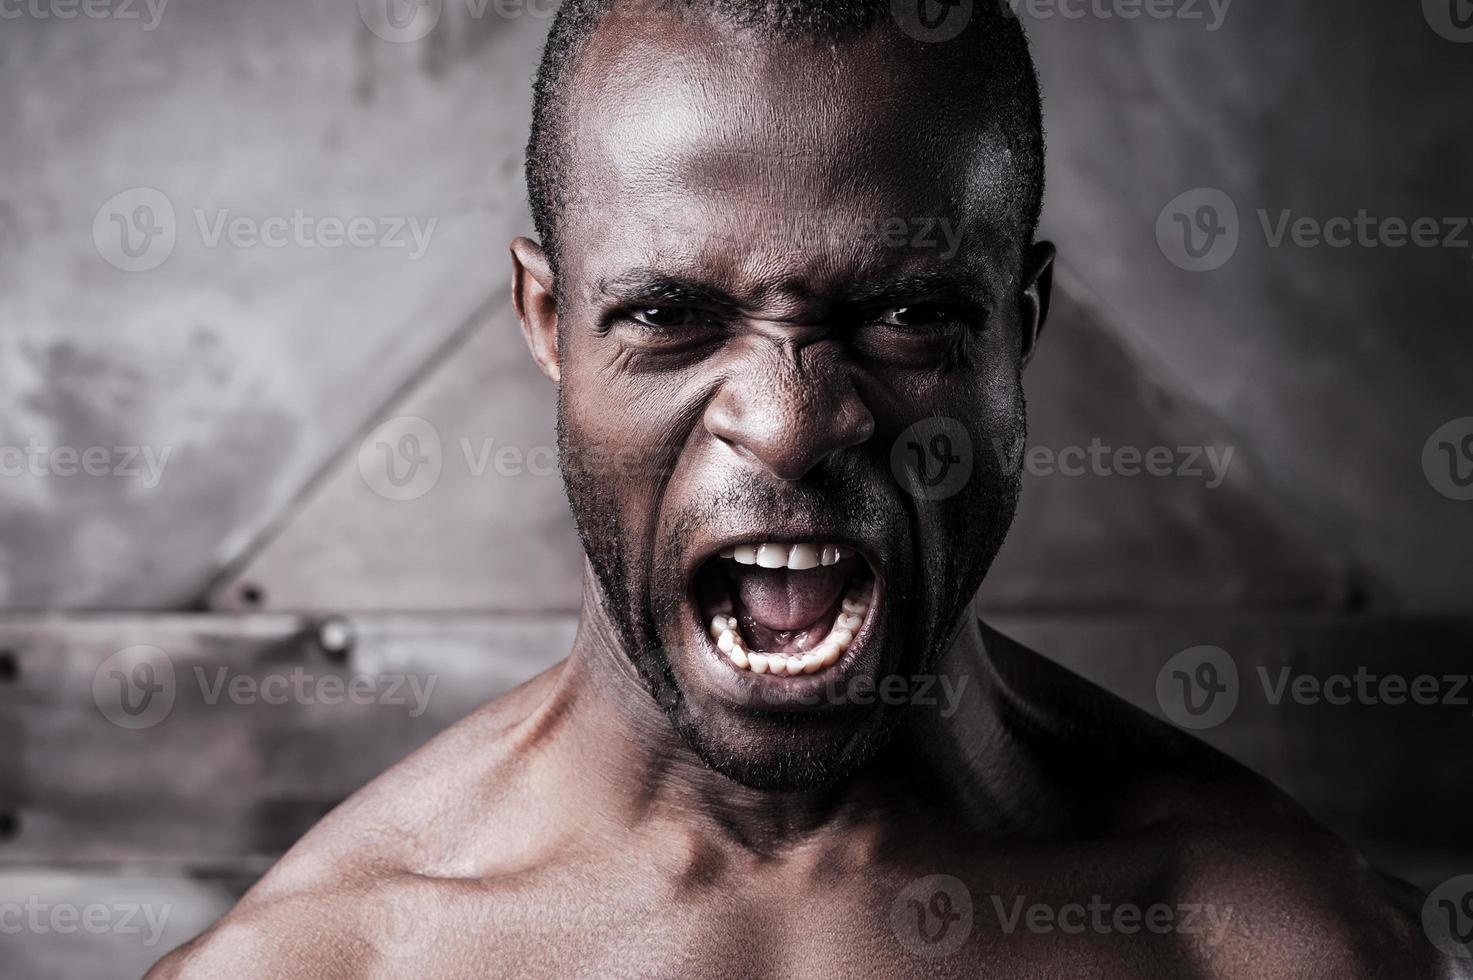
[693,542,877,677]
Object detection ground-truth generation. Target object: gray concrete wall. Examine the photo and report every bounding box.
[3,0,1468,614]
[1029,1,1473,611]
[3,4,1471,974]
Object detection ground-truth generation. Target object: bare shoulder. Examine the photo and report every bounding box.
[979,622,1451,979]
[1162,816,1450,980]
[147,666,564,980]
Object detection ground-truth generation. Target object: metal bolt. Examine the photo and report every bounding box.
[316,615,356,661]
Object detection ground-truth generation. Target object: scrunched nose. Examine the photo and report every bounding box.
[703,358,875,481]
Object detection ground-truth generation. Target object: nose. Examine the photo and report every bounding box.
[703,348,875,481]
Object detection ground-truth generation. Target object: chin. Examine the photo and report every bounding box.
[666,690,908,792]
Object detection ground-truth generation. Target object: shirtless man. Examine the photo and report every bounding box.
[151,1,1450,976]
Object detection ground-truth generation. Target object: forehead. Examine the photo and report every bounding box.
[557,12,1023,301]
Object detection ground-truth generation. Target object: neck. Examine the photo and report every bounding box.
[530,568,1045,852]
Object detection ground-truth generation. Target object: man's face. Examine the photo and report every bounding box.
[531,15,1048,790]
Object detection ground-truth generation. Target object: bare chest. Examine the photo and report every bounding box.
[363,863,1224,980]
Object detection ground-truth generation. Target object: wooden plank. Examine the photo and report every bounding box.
[0,614,572,864]
[0,614,1467,890]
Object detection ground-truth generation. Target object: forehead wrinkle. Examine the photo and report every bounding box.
[587,243,994,325]
[569,193,1010,320]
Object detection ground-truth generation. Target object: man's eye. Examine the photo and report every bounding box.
[877,304,955,328]
[613,306,723,356]
[628,307,694,329]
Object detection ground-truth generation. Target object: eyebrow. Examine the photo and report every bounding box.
[593,268,987,312]
[839,272,988,309]
[594,270,741,309]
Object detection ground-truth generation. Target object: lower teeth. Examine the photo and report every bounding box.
[708,585,870,676]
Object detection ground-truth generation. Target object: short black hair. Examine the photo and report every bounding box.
[525,0,1044,276]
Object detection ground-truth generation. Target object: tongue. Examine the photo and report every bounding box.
[732,563,850,632]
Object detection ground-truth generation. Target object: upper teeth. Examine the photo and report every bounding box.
[719,542,850,569]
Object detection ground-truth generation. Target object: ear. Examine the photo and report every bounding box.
[1018,241,1055,368]
[510,236,560,384]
